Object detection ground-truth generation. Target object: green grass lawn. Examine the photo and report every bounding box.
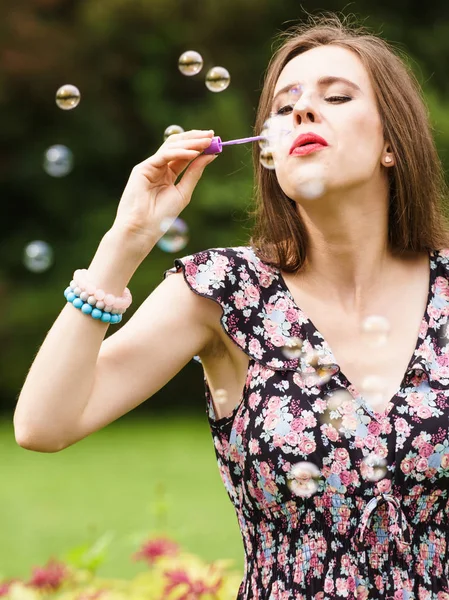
[0,413,244,581]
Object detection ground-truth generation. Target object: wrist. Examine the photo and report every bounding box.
[108,223,159,259]
[86,228,148,297]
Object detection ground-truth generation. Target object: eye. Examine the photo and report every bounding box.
[276,105,294,116]
[325,95,352,103]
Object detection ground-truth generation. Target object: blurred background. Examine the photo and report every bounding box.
[2,0,449,584]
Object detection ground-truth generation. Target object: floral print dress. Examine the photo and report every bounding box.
[164,246,449,600]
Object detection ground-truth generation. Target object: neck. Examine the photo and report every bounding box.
[293,178,411,313]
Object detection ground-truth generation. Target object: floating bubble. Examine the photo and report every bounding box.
[361,375,386,411]
[361,453,387,482]
[214,389,228,406]
[320,389,356,430]
[259,147,275,169]
[258,121,271,150]
[43,144,73,177]
[157,217,189,253]
[163,124,185,141]
[23,240,54,273]
[361,315,390,348]
[297,165,326,200]
[301,364,339,387]
[281,337,303,360]
[288,461,322,498]
[272,82,303,118]
[259,116,291,151]
[205,66,230,93]
[178,50,203,76]
[284,83,303,108]
[55,84,81,110]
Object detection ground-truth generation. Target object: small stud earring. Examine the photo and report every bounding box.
[384,155,393,164]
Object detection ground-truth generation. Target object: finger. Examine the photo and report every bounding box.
[164,129,214,144]
[138,148,201,172]
[167,157,191,178]
[176,153,218,202]
[163,137,215,152]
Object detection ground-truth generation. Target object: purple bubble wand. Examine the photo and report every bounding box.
[203,135,265,155]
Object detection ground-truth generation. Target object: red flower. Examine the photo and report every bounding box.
[28,558,68,590]
[0,579,20,597]
[164,568,223,600]
[132,537,179,565]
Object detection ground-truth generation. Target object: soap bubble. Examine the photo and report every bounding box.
[178,51,203,76]
[281,337,303,360]
[205,66,230,93]
[361,375,386,411]
[361,315,390,348]
[321,389,356,430]
[295,348,339,386]
[163,125,185,141]
[271,83,303,118]
[259,147,275,169]
[214,389,228,405]
[259,116,291,151]
[361,453,387,482]
[284,83,303,108]
[23,240,54,273]
[288,461,322,498]
[258,120,271,150]
[297,164,326,200]
[157,217,188,253]
[55,84,81,110]
[43,145,73,177]
[302,364,339,387]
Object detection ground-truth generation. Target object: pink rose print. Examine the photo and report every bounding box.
[185,262,197,276]
[249,439,261,454]
[264,413,279,430]
[394,418,410,434]
[275,298,289,312]
[267,396,282,410]
[249,338,263,359]
[400,458,415,475]
[376,478,391,494]
[271,334,286,347]
[335,448,349,462]
[285,308,299,322]
[419,443,434,458]
[416,405,432,419]
[246,285,260,303]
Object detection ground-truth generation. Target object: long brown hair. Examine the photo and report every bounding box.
[250,14,449,272]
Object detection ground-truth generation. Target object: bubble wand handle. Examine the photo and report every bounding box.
[203,135,265,155]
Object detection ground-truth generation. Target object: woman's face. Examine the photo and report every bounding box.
[270,45,386,201]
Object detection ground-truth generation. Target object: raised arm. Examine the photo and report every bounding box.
[14,129,218,452]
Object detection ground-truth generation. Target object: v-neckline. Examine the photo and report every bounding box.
[276,250,436,420]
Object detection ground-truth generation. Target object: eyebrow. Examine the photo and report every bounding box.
[272,76,362,104]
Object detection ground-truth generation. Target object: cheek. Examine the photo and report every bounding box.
[338,109,384,158]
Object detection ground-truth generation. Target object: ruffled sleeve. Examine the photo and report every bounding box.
[163,246,307,371]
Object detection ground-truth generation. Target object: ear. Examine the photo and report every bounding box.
[381,143,395,167]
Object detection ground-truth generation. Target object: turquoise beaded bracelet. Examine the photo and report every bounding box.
[64,288,123,324]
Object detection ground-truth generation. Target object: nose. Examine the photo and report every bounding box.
[292,93,317,125]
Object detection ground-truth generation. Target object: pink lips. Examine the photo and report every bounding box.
[289,132,328,156]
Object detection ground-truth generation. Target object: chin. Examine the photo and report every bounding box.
[285,177,327,202]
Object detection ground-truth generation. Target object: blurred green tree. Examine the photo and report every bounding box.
[1,0,449,411]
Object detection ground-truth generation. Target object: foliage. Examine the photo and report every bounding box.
[0,534,243,600]
[2,0,449,408]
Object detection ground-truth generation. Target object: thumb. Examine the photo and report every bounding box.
[176,153,218,201]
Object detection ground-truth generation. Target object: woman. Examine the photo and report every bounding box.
[14,15,449,599]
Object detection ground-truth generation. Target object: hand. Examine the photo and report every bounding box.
[112,129,217,255]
